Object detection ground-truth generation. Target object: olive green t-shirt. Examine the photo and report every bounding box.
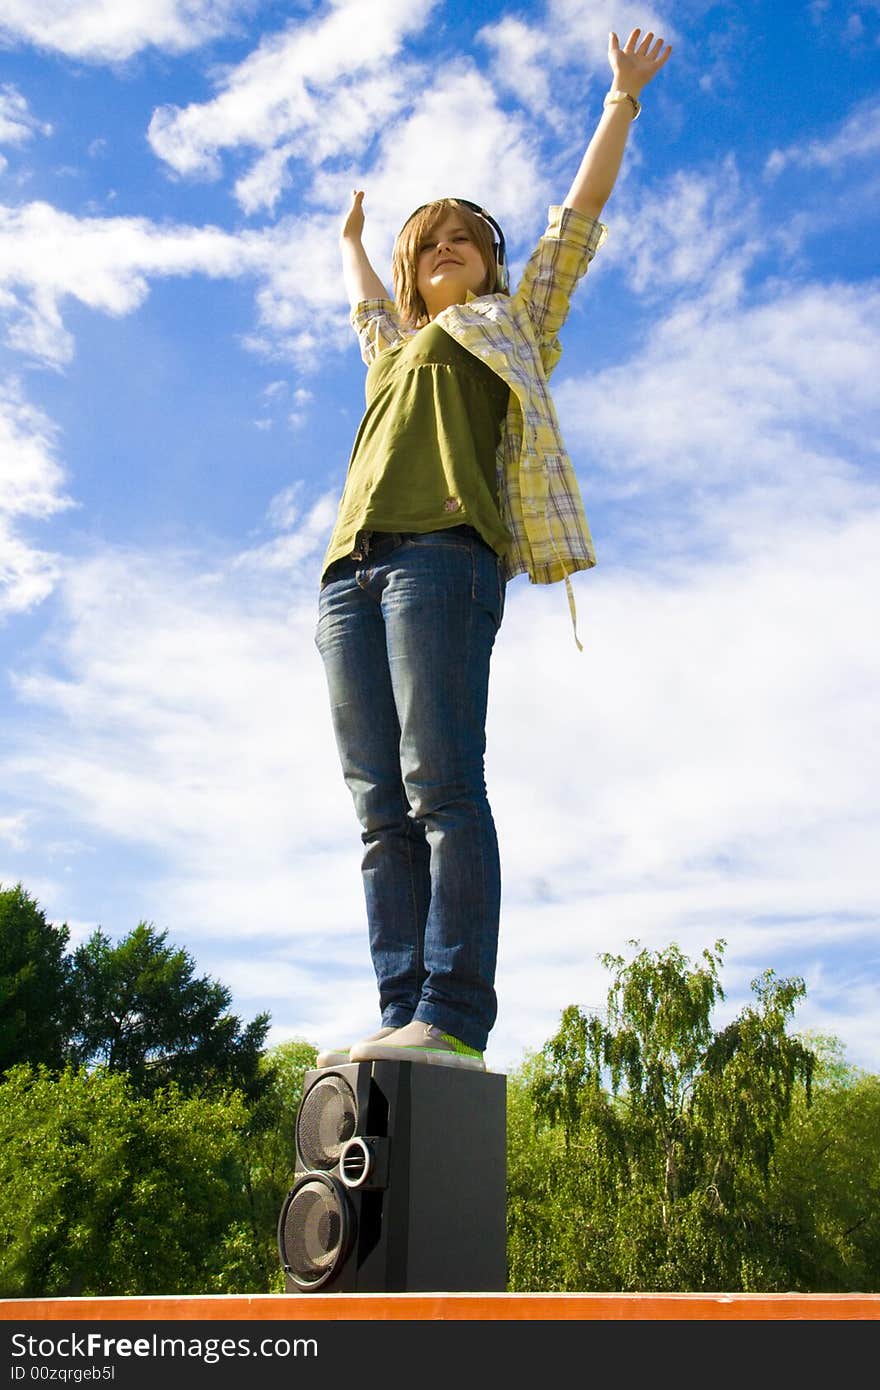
[321,320,511,577]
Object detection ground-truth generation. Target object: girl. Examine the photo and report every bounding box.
[315,28,672,1071]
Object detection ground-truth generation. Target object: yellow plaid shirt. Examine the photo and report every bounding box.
[351,205,607,643]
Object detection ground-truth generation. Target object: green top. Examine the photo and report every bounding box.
[321,320,511,577]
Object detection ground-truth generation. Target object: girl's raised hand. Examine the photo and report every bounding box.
[608,28,672,95]
[341,188,366,242]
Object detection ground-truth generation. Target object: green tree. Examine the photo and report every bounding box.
[0,883,73,1075]
[508,940,818,1291]
[220,1038,318,1293]
[507,1047,620,1291]
[766,1037,880,1291]
[0,1064,252,1297]
[68,922,270,1101]
[0,1041,322,1298]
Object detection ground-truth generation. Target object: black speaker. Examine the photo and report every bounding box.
[277,1060,507,1292]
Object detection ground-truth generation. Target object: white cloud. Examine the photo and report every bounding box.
[766,95,880,177]
[0,379,73,616]
[478,0,676,110]
[306,60,548,277]
[359,62,544,236]
[0,811,29,850]
[144,1,551,237]
[0,201,266,366]
[555,280,880,530]
[246,209,352,357]
[234,488,337,570]
[2,494,373,1041]
[514,0,672,68]
[477,16,555,117]
[483,501,880,1069]
[233,142,299,217]
[0,379,69,518]
[148,0,438,212]
[7,498,338,873]
[597,156,763,309]
[0,84,52,145]
[492,513,880,901]
[0,515,61,616]
[0,0,254,63]
[263,480,303,531]
[0,197,405,369]
[0,18,620,373]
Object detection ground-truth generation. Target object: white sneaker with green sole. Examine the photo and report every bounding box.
[349,1020,485,1071]
[315,1026,398,1069]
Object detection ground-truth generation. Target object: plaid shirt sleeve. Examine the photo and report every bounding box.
[512,205,607,378]
[350,298,411,366]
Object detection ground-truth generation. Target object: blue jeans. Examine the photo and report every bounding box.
[314,527,505,1051]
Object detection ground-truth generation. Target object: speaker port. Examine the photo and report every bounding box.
[339,1135,390,1190]
[340,1136,369,1186]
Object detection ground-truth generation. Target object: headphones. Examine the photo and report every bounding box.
[400,197,509,293]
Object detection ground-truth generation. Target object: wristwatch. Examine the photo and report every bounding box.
[604,89,641,119]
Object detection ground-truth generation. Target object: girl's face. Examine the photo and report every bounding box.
[415,214,489,317]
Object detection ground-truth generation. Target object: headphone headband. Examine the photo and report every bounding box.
[399,197,509,293]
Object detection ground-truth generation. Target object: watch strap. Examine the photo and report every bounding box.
[604,89,641,119]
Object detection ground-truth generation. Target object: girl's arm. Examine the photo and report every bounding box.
[340,189,390,309]
[563,27,672,218]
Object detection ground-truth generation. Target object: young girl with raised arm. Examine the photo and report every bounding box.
[314,28,672,1071]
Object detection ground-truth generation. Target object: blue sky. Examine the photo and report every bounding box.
[1,0,878,1076]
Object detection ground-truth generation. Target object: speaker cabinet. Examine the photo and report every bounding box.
[277,1060,507,1292]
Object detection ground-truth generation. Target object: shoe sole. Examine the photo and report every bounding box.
[315,1049,351,1068]
[316,1027,399,1069]
[349,1042,485,1071]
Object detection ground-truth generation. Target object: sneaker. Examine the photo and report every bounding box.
[315,1026,398,1069]
[349,1020,485,1071]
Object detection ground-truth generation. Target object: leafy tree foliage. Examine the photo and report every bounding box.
[0,883,314,1297]
[220,1038,318,1293]
[0,1064,251,1297]
[0,883,74,1075]
[5,889,873,1298]
[766,1037,880,1290]
[508,940,818,1291]
[0,1040,318,1298]
[68,922,270,1101]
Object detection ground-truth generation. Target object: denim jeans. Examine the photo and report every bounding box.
[314,527,505,1051]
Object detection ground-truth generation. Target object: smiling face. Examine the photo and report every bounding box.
[415,214,489,318]
[392,198,500,327]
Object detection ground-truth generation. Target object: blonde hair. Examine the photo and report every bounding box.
[392,198,505,328]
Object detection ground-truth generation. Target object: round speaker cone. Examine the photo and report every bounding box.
[297,1073,358,1170]
[278,1174,353,1290]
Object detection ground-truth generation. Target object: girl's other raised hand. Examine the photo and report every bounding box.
[342,188,366,242]
[608,27,672,95]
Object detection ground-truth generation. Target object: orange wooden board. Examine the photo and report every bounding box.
[3,1293,878,1320]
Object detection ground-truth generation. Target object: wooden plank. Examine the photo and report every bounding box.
[3,1293,878,1320]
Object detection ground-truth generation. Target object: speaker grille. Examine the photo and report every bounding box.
[279,1174,352,1290]
[297,1072,358,1171]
